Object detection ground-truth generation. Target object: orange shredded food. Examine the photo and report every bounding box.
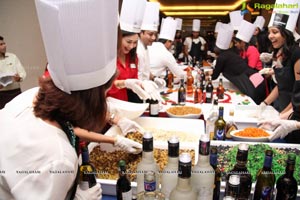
[235,127,270,137]
[167,106,201,115]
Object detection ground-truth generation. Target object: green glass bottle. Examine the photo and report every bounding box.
[214,106,226,140]
[116,160,132,200]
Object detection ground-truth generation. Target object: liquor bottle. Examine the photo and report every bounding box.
[200,69,205,84]
[275,153,298,200]
[205,77,213,103]
[148,99,159,117]
[161,136,179,199]
[214,106,226,140]
[216,78,225,99]
[191,134,215,199]
[194,82,203,104]
[136,131,160,194]
[167,70,174,89]
[253,150,275,200]
[225,143,252,199]
[225,175,240,199]
[186,67,194,97]
[178,78,186,105]
[210,147,221,200]
[169,153,197,200]
[79,143,97,190]
[116,160,132,200]
[206,96,218,140]
[225,107,238,139]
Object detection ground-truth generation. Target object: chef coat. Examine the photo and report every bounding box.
[184,37,206,54]
[137,39,151,80]
[0,88,78,199]
[148,42,185,78]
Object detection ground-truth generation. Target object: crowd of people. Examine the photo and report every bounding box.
[0,0,300,198]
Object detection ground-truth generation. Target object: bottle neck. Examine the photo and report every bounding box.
[285,162,295,177]
[167,157,179,166]
[197,154,210,165]
[142,151,155,163]
[82,150,89,164]
[210,153,218,167]
[262,155,273,171]
[176,177,192,190]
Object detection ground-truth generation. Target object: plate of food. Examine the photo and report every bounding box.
[230,127,273,142]
[166,105,202,119]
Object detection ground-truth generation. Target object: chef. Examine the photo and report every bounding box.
[148,17,185,79]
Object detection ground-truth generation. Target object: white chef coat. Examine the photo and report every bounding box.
[148,42,185,78]
[0,88,78,199]
[137,39,151,80]
[184,36,206,52]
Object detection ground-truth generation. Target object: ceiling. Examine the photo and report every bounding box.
[149,0,275,32]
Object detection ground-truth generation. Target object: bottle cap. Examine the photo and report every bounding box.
[238,143,249,151]
[229,175,240,185]
[179,153,191,163]
[168,135,179,143]
[143,131,153,139]
[223,196,235,200]
[265,149,273,157]
[210,147,218,154]
[200,133,210,142]
[118,160,126,167]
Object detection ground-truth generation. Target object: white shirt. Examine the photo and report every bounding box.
[183,36,207,52]
[0,88,78,199]
[148,42,185,78]
[137,39,151,80]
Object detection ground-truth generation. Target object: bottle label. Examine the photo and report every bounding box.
[122,189,132,200]
[150,103,159,115]
[261,186,272,199]
[144,180,156,192]
[216,129,225,140]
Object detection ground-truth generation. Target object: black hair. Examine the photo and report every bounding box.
[0,36,3,40]
[121,30,138,64]
[158,38,168,44]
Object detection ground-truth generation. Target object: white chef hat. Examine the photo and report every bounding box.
[192,19,201,32]
[159,17,177,41]
[141,2,160,31]
[235,20,256,43]
[175,18,183,30]
[268,0,300,33]
[216,24,234,50]
[254,16,265,31]
[35,0,118,94]
[120,0,146,33]
[214,22,223,33]
[229,10,244,30]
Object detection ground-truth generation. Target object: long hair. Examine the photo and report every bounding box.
[121,30,138,64]
[34,72,117,132]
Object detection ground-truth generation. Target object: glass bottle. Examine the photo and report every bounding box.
[205,77,214,103]
[194,81,203,104]
[186,67,194,97]
[210,147,221,200]
[161,136,180,199]
[225,143,252,199]
[79,142,97,190]
[167,70,174,89]
[136,132,160,194]
[225,107,238,139]
[225,174,240,199]
[253,150,275,200]
[148,99,159,117]
[191,134,215,199]
[200,69,205,84]
[206,96,218,140]
[275,153,298,200]
[116,160,132,200]
[169,153,197,200]
[216,78,225,99]
[178,78,186,105]
[214,106,226,140]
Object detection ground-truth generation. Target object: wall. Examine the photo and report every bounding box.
[0,0,46,91]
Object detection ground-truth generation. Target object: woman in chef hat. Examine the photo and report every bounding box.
[0,0,142,199]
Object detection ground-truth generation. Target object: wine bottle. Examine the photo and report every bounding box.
[186,67,194,97]
[191,134,215,199]
[116,160,132,200]
[214,106,226,140]
[205,77,214,103]
[161,136,180,199]
[136,131,160,194]
[210,147,221,200]
[178,78,186,105]
[275,153,298,200]
[225,108,238,139]
[148,99,159,117]
[225,143,252,199]
[216,78,225,99]
[194,82,203,104]
[79,143,97,190]
[169,153,197,200]
[225,174,240,199]
[253,150,275,200]
[167,70,174,89]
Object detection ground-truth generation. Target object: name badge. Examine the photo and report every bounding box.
[130,64,136,69]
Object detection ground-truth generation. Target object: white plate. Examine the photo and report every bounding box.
[230,129,273,142]
[166,106,202,119]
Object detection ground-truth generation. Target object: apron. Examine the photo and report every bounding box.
[189,39,201,62]
[274,59,295,112]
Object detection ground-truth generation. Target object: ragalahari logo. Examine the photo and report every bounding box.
[240,1,254,15]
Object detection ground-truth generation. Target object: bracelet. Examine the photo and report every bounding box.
[108,113,115,125]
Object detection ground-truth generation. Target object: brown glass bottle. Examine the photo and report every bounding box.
[216,78,225,99]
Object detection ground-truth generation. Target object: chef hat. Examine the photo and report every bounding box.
[254,16,265,31]
[216,24,234,50]
[229,10,244,30]
[35,0,118,94]
[268,0,300,33]
[141,2,160,31]
[236,20,256,43]
[120,0,147,33]
[159,17,177,41]
[214,22,223,33]
[175,18,183,30]
[192,19,201,32]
